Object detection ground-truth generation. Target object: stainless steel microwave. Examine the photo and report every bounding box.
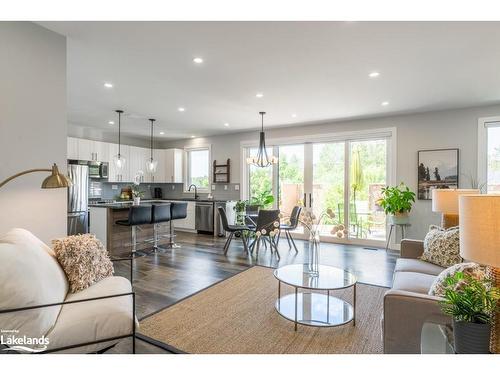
[68,160,108,179]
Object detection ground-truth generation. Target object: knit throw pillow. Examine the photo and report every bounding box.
[429,262,486,297]
[420,225,461,267]
[52,234,114,293]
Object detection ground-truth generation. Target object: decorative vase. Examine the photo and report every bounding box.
[133,197,141,206]
[306,229,320,276]
[452,320,491,354]
[390,212,409,225]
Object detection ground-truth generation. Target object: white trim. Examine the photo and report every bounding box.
[240,127,397,188]
[240,127,395,148]
[477,116,500,190]
[184,144,212,192]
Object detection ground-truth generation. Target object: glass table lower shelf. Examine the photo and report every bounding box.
[275,292,354,328]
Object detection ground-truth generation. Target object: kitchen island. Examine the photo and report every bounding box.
[89,198,234,256]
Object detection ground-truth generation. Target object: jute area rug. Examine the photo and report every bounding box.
[139,266,387,354]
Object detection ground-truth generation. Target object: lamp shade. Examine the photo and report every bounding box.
[459,195,500,268]
[432,189,480,214]
[41,164,72,189]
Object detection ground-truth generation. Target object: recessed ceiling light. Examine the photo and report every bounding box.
[108,121,114,125]
[381,101,389,106]
[256,93,264,98]
[159,131,165,135]
[291,114,297,118]
[224,123,229,127]
[104,82,113,88]
[190,135,195,138]
[368,72,380,78]
[178,107,186,112]
[193,57,204,64]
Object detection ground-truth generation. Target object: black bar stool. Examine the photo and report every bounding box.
[151,203,171,251]
[115,206,152,256]
[169,202,188,248]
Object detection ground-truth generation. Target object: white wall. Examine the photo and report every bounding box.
[0,22,67,244]
[163,104,500,240]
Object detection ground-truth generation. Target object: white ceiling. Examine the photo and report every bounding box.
[39,21,500,141]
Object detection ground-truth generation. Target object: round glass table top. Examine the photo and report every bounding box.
[273,264,356,290]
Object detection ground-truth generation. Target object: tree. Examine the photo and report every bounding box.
[434,167,441,181]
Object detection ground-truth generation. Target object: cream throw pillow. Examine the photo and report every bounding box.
[420,225,461,267]
[429,262,486,296]
[52,234,114,293]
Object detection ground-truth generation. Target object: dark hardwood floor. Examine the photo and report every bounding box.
[115,232,397,319]
[110,231,398,353]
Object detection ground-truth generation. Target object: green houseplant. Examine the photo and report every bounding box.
[439,271,500,353]
[249,189,274,209]
[378,183,416,224]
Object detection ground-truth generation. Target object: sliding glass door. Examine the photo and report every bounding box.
[244,133,391,245]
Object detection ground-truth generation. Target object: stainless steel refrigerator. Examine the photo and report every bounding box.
[67,164,89,235]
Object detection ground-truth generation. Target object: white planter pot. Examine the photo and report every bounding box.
[389,212,409,225]
[133,197,141,206]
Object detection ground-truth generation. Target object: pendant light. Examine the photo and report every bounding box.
[113,110,126,171]
[145,118,158,173]
[246,111,278,167]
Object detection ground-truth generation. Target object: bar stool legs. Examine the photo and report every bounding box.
[169,221,181,248]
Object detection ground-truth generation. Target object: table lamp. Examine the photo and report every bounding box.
[459,194,500,353]
[431,189,480,228]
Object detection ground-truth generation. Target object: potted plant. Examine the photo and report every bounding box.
[378,183,416,224]
[439,271,499,353]
[234,200,247,225]
[131,189,144,205]
[249,189,275,209]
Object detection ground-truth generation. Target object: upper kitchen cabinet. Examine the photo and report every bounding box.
[68,138,110,162]
[92,140,109,162]
[129,146,150,182]
[67,137,79,159]
[108,143,130,182]
[164,148,183,183]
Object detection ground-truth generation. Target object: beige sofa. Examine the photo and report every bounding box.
[0,228,136,353]
[383,239,451,354]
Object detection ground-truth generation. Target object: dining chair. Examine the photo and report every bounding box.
[277,206,302,253]
[218,207,250,255]
[250,209,280,259]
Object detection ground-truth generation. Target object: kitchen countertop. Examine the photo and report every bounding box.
[89,198,232,209]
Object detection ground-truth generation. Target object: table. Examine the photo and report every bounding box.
[420,322,454,353]
[273,264,357,331]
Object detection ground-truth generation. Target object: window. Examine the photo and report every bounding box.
[241,128,395,244]
[487,124,500,193]
[186,147,210,190]
[478,118,500,193]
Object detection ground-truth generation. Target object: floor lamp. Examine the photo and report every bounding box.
[0,163,72,189]
[431,189,479,228]
[459,194,500,353]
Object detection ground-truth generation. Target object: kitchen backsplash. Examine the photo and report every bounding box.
[98,181,241,201]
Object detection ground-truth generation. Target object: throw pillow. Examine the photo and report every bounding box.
[429,262,486,296]
[52,234,114,293]
[420,225,461,267]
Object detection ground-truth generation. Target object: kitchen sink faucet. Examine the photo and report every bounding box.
[188,184,199,199]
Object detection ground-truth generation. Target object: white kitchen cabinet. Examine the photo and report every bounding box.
[129,146,150,183]
[164,148,184,183]
[77,139,93,161]
[67,137,79,160]
[108,143,130,182]
[173,201,196,231]
[73,139,109,162]
[92,140,109,162]
[153,150,166,183]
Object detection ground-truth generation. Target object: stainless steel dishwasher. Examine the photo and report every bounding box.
[195,201,214,233]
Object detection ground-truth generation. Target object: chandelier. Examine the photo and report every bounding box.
[246,111,278,167]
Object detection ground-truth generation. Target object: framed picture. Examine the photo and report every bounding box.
[417,148,459,200]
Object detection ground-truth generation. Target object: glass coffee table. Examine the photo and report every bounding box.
[273,264,357,331]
